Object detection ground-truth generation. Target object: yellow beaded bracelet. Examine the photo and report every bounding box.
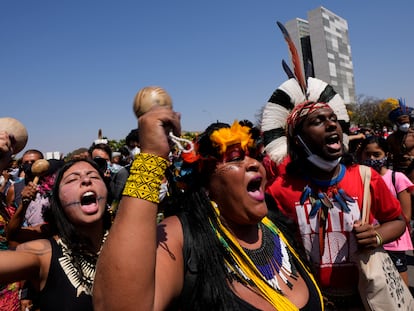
[122,153,169,204]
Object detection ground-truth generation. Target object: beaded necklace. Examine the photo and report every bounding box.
[210,201,323,311]
[300,164,354,256]
[300,164,354,216]
[242,223,298,292]
[57,230,109,297]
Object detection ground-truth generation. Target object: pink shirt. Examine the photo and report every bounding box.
[381,169,413,251]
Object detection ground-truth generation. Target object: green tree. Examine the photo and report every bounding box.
[347,95,397,130]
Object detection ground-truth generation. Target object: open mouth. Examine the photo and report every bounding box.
[81,191,97,205]
[325,134,341,151]
[247,177,262,192]
[247,177,265,201]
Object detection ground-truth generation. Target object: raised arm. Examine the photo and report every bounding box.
[6,182,50,248]
[0,131,14,172]
[0,239,50,288]
[93,106,182,311]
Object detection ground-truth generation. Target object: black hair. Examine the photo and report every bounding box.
[22,149,44,160]
[125,128,140,147]
[161,121,303,310]
[357,135,388,158]
[44,158,111,252]
[88,143,112,159]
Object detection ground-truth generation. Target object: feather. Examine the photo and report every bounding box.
[94,128,108,145]
[282,60,295,79]
[333,190,351,213]
[305,59,314,80]
[261,102,290,131]
[399,98,408,114]
[318,192,333,209]
[263,137,288,164]
[309,198,322,217]
[276,21,307,94]
[300,185,312,205]
[338,188,355,203]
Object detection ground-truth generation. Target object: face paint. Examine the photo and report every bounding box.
[62,196,105,208]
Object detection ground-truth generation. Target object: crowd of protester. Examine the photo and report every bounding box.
[1,91,414,311]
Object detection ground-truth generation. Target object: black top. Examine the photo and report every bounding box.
[39,238,93,311]
[177,210,323,311]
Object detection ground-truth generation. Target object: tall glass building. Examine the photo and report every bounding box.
[285,7,356,104]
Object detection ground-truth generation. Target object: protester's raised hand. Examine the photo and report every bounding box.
[0,131,14,171]
[138,106,181,159]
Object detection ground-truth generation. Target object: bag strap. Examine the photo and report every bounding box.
[359,165,372,225]
[391,170,397,193]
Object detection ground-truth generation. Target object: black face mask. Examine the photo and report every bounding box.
[93,157,110,179]
[21,163,34,185]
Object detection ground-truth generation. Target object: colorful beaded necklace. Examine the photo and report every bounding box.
[300,164,355,256]
[242,223,298,291]
[210,201,323,311]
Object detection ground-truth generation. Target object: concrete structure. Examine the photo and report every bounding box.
[285,6,356,105]
[45,151,63,160]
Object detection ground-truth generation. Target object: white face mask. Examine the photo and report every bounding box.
[297,135,341,172]
[306,154,341,172]
[398,123,410,132]
[130,146,141,157]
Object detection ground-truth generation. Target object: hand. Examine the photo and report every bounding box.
[353,220,379,249]
[0,131,14,171]
[138,106,181,159]
[21,182,38,205]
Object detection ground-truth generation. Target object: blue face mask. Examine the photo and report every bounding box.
[362,157,387,172]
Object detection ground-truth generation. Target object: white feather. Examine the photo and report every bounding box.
[278,79,306,105]
[264,137,288,164]
[327,94,350,122]
[307,77,349,122]
[342,133,349,151]
[306,77,327,102]
[261,103,289,131]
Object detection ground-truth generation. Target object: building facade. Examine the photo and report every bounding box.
[285,6,356,104]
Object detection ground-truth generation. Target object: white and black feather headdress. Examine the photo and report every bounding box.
[261,22,350,164]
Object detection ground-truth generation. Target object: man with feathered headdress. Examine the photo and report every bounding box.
[262,22,406,310]
[386,98,414,174]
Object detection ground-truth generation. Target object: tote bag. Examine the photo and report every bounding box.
[358,165,414,310]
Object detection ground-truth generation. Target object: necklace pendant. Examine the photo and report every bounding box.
[333,188,351,213]
[309,196,322,217]
[318,191,333,209]
[300,185,312,205]
[338,188,355,203]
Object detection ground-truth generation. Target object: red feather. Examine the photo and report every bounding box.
[276,21,307,94]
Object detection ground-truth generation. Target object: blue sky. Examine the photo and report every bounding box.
[1,1,413,157]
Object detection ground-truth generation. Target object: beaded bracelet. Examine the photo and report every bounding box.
[122,153,169,204]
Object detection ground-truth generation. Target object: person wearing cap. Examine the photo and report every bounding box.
[386,98,414,174]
